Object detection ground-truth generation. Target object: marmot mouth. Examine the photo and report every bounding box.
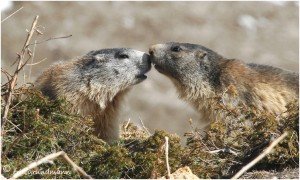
[136,74,147,80]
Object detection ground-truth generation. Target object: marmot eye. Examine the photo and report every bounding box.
[119,54,129,59]
[171,46,182,52]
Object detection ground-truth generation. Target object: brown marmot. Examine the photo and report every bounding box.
[35,48,151,143]
[149,42,298,122]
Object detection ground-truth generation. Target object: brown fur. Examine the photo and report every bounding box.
[149,42,298,123]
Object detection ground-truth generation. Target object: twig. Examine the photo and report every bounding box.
[2,16,39,137]
[60,152,92,179]
[139,117,151,135]
[165,136,171,179]
[1,6,24,23]
[10,151,92,179]
[208,148,239,156]
[231,132,288,179]
[26,58,47,66]
[187,118,211,151]
[26,35,72,47]
[28,40,37,82]
[1,68,12,82]
[5,119,25,136]
[15,55,35,74]
[124,118,131,130]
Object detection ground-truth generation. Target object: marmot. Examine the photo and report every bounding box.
[35,48,151,143]
[149,42,298,122]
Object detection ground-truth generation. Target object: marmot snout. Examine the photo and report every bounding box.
[150,42,298,122]
[36,48,151,143]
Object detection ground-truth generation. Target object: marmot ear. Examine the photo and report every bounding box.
[196,51,207,60]
[93,54,105,61]
[87,51,104,61]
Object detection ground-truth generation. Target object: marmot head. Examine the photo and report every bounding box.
[51,48,152,106]
[149,42,223,88]
[36,48,151,108]
[72,48,151,89]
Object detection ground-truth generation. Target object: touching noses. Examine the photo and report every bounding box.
[149,44,165,56]
[149,45,156,56]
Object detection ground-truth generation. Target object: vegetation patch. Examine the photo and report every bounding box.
[1,85,298,179]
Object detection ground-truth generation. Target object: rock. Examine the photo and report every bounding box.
[159,166,199,179]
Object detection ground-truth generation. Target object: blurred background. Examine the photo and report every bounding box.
[1,1,299,142]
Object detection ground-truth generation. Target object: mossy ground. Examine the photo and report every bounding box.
[1,85,298,179]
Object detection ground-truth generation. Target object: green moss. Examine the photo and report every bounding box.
[1,87,298,178]
[183,99,299,178]
[124,130,183,178]
[1,89,99,178]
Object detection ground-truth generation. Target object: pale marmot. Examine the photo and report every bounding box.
[35,48,151,143]
[149,42,298,122]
